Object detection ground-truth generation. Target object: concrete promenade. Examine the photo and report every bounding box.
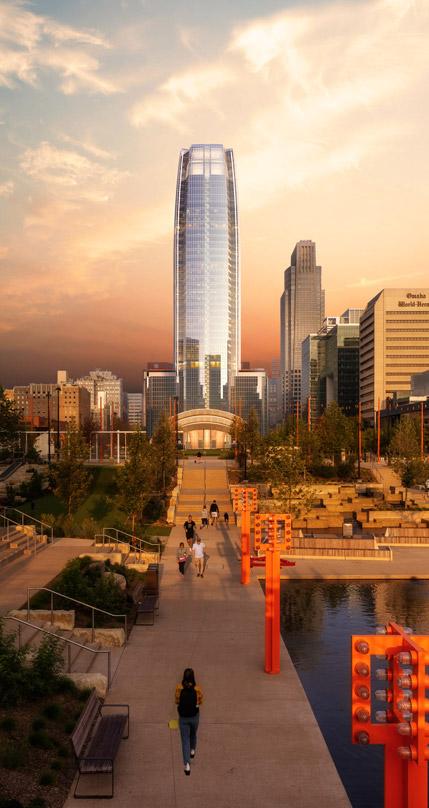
[0,537,93,615]
[65,460,350,808]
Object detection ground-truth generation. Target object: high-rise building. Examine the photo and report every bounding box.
[174,144,240,412]
[75,369,124,428]
[143,367,178,437]
[360,288,429,422]
[126,393,143,428]
[280,240,325,415]
[230,369,268,434]
[301,309,363,419]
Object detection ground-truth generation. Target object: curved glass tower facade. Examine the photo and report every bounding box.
[174,144,240,412]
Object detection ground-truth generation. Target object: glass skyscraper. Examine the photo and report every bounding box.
[280,241,325,415]
[174,144,240,412]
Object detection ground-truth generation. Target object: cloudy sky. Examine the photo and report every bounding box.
[1,0,429,388]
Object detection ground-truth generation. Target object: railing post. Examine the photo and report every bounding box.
[67,643,71,672]
[107,651,111,690]
[92,609,95,643]
[124,616,128,644]
[27,588,30,622]
[18,622,21,650]
[50,591,54,625]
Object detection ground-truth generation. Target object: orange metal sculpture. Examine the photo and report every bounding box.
[254,513,292,675]
[231,486,258,585]
[352,622,429,807]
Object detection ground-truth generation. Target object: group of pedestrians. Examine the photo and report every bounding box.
[177,514,206,577]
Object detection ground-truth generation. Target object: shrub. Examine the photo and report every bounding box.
[64,720,75,734]
[78,687,93,702]
[28,732,52,749]
[28,799,47,808]
[55,675,78,695]
[0,741,27,769]
[80,517,99,539]
[38,771,55,786]
[0,717,16,732]
[29,637,64,697]
[42,703,62,721]
[40,513,56,529]
[56,743,69,758]
[0,620,29,706]
[31,718,46,731]
[0,799,25,808]
[50,759,62,771]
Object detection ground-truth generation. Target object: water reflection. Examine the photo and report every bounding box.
[280,580,429,808]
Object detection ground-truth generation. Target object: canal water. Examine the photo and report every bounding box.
[280,579,429,808]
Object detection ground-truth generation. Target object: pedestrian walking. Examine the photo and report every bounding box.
[223,511,229,527]
[209,499,219,527]
[175,668,203,775]
[176,542,189,576]
[192,534,206,577]
[201,504,208,529]
[183,514,196,548]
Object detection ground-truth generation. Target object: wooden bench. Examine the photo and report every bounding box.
[130,579,158,626]
[71,690,129,798]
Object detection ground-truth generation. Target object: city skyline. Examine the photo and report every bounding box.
[1,0,429,388]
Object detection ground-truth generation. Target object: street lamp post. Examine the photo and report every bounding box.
[174,395,179,470]
[46,391,51,468]
[56,386,61,460]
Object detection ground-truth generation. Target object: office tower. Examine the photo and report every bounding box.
[230,369,268,434]
[126,393,143,428]
[75,369,124,427]
[411,370,429,398]
[174,144,240,412]
[143,366,178,437]
[13,384,90,428]
[301,309,363,420]
[280,241,325,416]
[360,288,429,422]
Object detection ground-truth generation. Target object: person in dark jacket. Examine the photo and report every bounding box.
[183,515,196,548]
[209,500,219,527]
[175,668,203,775]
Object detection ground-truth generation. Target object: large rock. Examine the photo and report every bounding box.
[8,609,75,629]
[72,627,126,647]
[103,571,127,590]
[66,673,107,698]
[79,552,123,564]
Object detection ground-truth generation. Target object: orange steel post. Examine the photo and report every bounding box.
[358,401,362,462]
[420,402,424,461]
[255,513,291,674]
[351,622,429,808]
[99,400,104,462]
[377,397,381,464]
[231,486,258,586]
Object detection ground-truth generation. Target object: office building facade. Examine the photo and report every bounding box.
[174,144,240,412]
[280,241,325,416]
[13,384,90,428]
[230,369,268,434]
[126,393,143,428]
[75,369,124,428]
[143,367,178,437]
[360,288,429,422]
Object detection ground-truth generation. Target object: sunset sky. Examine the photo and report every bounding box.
[1,0,429,389]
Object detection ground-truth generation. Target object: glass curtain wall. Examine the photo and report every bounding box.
[174,144,240,412]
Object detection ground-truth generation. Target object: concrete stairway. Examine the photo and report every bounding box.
[175,459,232,520]
[4,615,124,694]
[0,526,47,568]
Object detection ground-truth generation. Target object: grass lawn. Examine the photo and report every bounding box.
[18,467,171,537]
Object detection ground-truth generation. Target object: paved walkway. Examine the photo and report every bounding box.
[0,538,93,615]
[65,460,350,808]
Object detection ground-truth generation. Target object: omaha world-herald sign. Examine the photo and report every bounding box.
[398,292,429,308]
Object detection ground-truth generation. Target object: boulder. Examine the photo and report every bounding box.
[66,672,108,698]
[72,627,126,647]
[103,571,127,590]
[8,609,75,629]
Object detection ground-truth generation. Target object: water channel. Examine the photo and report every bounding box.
[280,579,429,808]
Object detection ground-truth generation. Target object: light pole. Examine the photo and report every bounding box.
[56,386,61,460]
[174,395,179,470]
[46,391,51,468]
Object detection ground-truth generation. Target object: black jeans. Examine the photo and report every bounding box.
[178,561,185,575]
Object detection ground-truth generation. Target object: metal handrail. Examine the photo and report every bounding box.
[0,513,39,556]
[1,506,54,544]
[26,587,128,643]
[4,615,112,689]
[102,527,161,561]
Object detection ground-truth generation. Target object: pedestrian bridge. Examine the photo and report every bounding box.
[176,408,237,449]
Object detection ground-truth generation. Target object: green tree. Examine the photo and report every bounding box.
[152,412,176,494]
[389,417,422,501]
[316,402,355,464]
[261,440,315,519]
[52,427,90,516]
[0,386,21,456]
[116,429,155,532]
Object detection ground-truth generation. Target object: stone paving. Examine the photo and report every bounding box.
[64,460,351,808]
